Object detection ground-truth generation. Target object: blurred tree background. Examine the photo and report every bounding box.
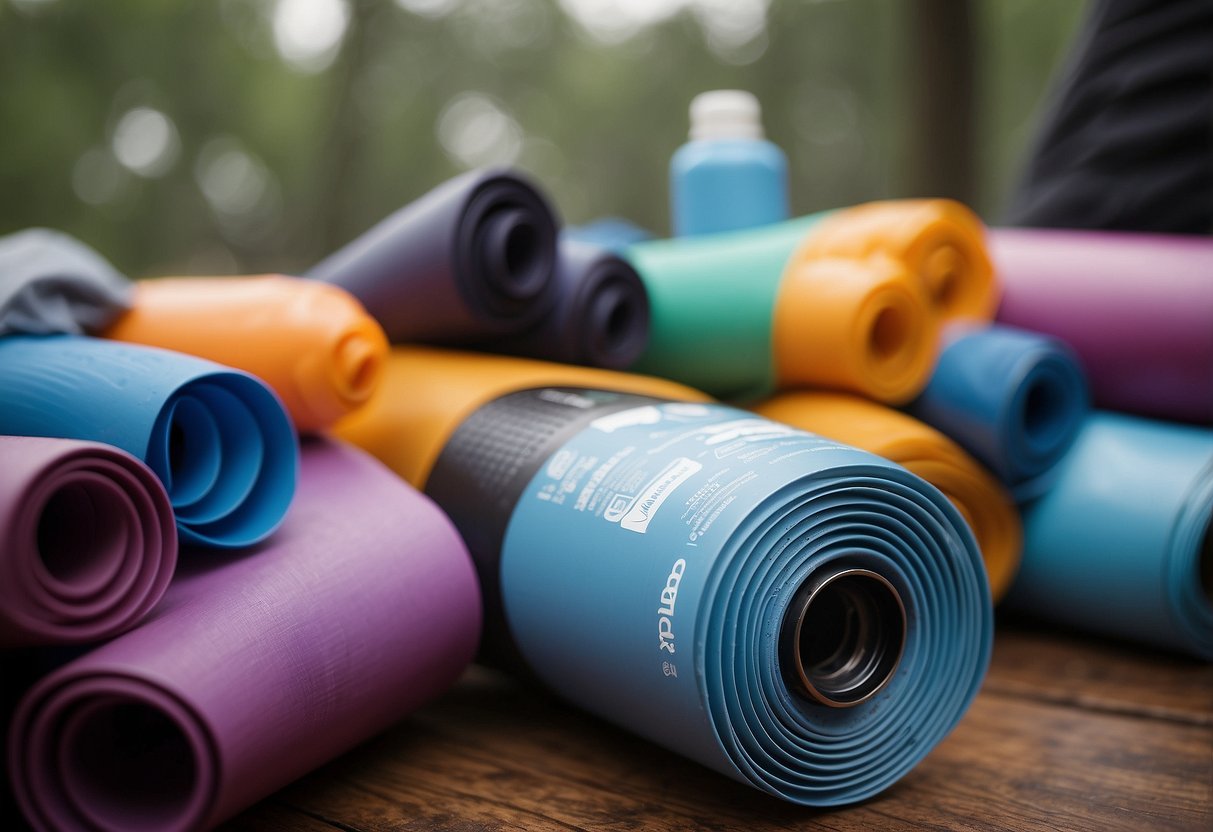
[0,0,1084,278]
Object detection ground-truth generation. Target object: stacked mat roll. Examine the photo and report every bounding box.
[1006,412,1213,660]
[336,348,992,805]
[796,200,999,321]
[0,436,176,647]
[8,438,483,831]
[991,228,1213,424]
[907,324,1089,501]
[103,275,389,433]
[0,335,297,548]
[752,391,1022,602]
[625,222,937,402]
[0,228,132,337]
[477,238,651,370]
[308,168,561,345]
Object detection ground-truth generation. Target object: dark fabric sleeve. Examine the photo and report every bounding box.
[1005,0,1213,234]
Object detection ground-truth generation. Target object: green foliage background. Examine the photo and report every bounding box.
[0,0,1084,278]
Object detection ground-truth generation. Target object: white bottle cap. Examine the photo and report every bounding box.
[688,90,765,141]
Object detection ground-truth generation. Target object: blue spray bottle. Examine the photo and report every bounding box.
[670,90,789,237]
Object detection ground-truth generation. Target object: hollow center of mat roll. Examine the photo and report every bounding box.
[782,568,906,707]
[1020,371,1070,454]
[593,281,641,357]
[869,305,910,365]
[37,482,126,590]
[483,208,546,300]
[926,246,962,311]
[335,333,380,400]
[61,700,199,831]
[163,396,222,506]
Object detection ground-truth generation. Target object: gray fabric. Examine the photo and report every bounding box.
[0,228,133,336]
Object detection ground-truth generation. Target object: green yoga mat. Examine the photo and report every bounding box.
[624,215,822,400]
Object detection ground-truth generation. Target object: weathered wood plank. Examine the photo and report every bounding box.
[987,622,1213,724]
[254,637,1211,832]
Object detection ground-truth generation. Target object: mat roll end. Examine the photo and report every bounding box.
[799,199,998,322]
[0,436,177,647]
[773,255,939,404]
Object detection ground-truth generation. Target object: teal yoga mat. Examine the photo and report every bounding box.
[1006,412,1213,659]
[0,335,297,548]
[906,324,1089,501]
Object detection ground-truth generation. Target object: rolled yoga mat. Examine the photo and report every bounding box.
[0,335,297,548]
[103,275,388,433]
[991,228,1213,424]
[563,217,655,250]
[8,438,482,832]
[906,324,1089,501]
[308,168,560,344]
[751,391,1022,602]
[337,348,992,805]
[0,228,132,336]
[796,199,999,322]
[0,435,176,647]
[1005,412,1213,660]
[626,223,937,403]
[477,238,650,370]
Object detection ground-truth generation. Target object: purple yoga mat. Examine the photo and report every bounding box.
[9,438,481,832]
[0,435,176,647]
[991,228,1213,423]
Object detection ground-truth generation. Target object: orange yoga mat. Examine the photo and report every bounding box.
[333,346,709,489]
[773,254,938,405]
[104,276,388,433]
[797,200,998,322]
[752,391,1021,601]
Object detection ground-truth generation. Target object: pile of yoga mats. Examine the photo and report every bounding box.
[991,228,1213,424]
[9,438,483,832]
[1006,412,1213,660]
[907,324,1089,501]
[752,392,1022,602]
[336,347,993,805]
[103,275,389,433]
[0,227,131,336]
[0,335,297,548]
[624,198,995,403]
[626,226,937,403]
[0,435,176,647]
[309,167,561,345]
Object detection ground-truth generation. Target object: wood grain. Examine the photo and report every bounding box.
[222,625,1213,831]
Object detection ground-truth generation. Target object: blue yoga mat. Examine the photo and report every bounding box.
[428,391,992,805]
[907,324,1088,500]
[0,335,297,548]
[1006,411,1213,660]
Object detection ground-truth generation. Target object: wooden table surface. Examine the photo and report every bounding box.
[226,622,1213,832]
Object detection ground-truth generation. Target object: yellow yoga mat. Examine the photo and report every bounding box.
[104,276,388,433]
[752,391,1021,601]
[333,346,709,489]
[798,200,998,322]
[773,255,938,405]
